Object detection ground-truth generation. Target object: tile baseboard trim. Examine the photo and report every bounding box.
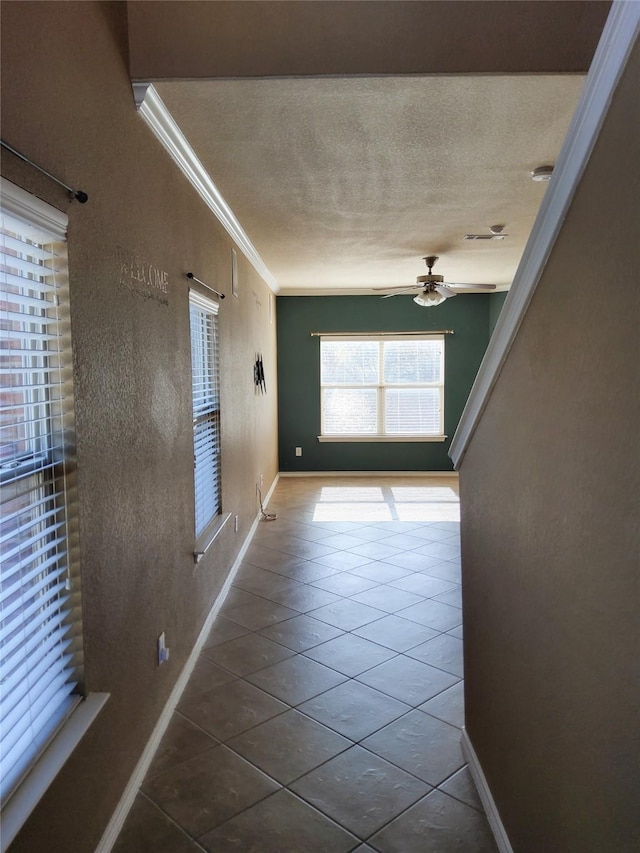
[279,470,459,478]
[95,473,280,853]
[461,728,514,853]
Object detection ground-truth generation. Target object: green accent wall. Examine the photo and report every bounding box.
[489,290,509,336]
[277,294,491,471]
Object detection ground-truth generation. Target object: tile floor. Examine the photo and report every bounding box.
[113,477,498,852]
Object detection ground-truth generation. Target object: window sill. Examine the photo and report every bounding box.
[1,692,110,852]
[317,435,447,443]
[194,511,232,564]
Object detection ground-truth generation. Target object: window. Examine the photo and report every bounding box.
[0,183,83,809]
[189,291,221,539]
[319,334,445,441]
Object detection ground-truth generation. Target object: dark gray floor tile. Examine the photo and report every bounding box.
[220,587,265,611]
[389,573,458,598]
[311,573,379,596]
[246,654,347,705]
[112,794,203,853]
[274,560,341,583]
[178,679,288,741]
[202,632,295,676]
[350,585,423,613]
[222,597,299,631]
[227,709,351,784]
[180,657,236,701]
[405,633,464,677]
[362,709,465,786]
[258,614,344,651]
[147,713,218,778]
[421,561,462,583]
[348,562,413,583]
[243,544,305,573]
[312,532,366,550]
[439,764,484,812]
[381,551,445,572]
[308,599,386,631]
[290,746,430,838]
[311,551,375,570]
[376,533,428,550]
[303,632,396,677]
[198,789,358,853]
[271,584,342,612]
[142,746,279,838]
[396,599,462,632]
[356,655,459,706]
[432,587,463,608]
[347,541,403,560]
[353,614,440,652]
[202,617,250,649]
[298,680,410,742]
[419,681,465,729]
[370,789,498,852]
[232,564,298,597]
[278,537,339,561]
[413,541,461,561]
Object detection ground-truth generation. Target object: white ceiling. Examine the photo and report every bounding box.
[127,1,608,295]
[156,74,584,294]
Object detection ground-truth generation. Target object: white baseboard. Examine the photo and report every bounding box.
[279,470,458,478]
[95,473,279,853]
[461,728,514,853]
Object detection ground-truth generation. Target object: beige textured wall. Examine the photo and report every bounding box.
[127,0,609,78]
[459,40,639,852]
[1,3,278,851]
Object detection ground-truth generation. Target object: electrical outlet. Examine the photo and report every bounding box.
[295,446,302,457]
[157,632,170,666]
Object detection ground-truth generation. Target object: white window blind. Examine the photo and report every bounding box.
[0,185,81,806]
[320,335,445,438]
[189,291,221,537]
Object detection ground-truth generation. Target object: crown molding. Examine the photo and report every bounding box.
[449,0,640,469]
[134,84,279,293]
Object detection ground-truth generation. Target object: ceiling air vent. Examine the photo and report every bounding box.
[462,234,507,240]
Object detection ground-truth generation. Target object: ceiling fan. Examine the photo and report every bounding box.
[375,256,496,306]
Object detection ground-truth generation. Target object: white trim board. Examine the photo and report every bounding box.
[279,470,458,478]
[133,83,279,294]
[449,1,640,469]
[95,473,279,853]
[462,728,514,853]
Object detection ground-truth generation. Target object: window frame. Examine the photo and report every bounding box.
[318,334,447,443]
[0,178,108,848]
[188,289,230,562]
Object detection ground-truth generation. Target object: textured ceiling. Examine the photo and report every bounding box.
[156,75,585,293]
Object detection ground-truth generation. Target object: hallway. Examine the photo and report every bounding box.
[113,477,497,852]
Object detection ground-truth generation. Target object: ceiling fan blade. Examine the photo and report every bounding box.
[380,288,418,299]
[373,284,421,292]
[441,282,497,290]
[435,285,458,299]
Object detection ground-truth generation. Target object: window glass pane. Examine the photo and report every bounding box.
[189,293,221,536]
[384,340,442,384]
[323,388,377,434]
[0,192,78,804]
[321,341,378,385]
[193,415,220,537]
[385,388,441,434]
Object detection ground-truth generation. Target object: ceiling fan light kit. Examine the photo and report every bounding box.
[414,290,446,307]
